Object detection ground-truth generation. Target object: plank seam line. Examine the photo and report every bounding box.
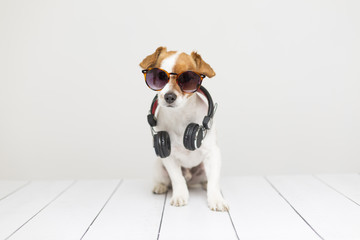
[156,191,168,240]
[313,175,360,207]
[264,176,325,240]
[5,180,77,240]
[221,191,240,240]
[226,209,241,240]
[0,180,31,202]
[80,179,123,240]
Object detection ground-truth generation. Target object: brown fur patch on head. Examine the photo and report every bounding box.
[139,46,177,69]
[191,52,216,78]
[173,53,197,74]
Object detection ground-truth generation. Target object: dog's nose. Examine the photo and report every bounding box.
[164,92,177,104]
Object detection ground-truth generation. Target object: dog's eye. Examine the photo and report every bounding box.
[158,71,167,80]
[182,74,190,82]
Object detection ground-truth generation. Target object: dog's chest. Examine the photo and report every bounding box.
[156,102,208,168]
[161,121,206,168]
[171,140,206,167]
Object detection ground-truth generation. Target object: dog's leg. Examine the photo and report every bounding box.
[162,158,189,207]
[204,146,229,211]
[153,158,171,194]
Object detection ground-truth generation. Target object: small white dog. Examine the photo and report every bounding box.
[140,47,228,211]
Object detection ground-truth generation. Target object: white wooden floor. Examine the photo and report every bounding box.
[0,174,360,240]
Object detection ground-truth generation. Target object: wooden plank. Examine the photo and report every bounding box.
[0,181,74,239]
[221,176,320,240]
[10,180,120,240]
[267,175,360,240]
[0,181,29,201]
[82,179,165,240]
[316,174,360,205]
[159,187,238,240]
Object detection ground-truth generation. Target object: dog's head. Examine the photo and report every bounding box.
[140,47,215,108]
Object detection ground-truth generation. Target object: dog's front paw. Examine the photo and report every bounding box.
[170,194,188,207]
[153,183,168,194]
[208,195,229,212]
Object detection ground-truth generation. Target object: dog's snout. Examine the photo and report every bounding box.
[164,92,177,104]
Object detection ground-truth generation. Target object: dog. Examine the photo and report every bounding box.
[140,47,228,211]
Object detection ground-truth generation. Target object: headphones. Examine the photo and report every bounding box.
[147,86,216,158]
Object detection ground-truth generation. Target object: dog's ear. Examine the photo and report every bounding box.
[191,51,216,78]
[139,46,167,69]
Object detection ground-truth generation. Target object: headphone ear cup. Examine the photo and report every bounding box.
[183,123,203,151]
[184,123,196,150]
[153,131,171,158]
[195,127,204,149]
[153,133,161,157]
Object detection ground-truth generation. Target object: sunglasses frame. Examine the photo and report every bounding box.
[142,68,206,93]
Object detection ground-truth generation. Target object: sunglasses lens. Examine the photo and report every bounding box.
[145,68,169,90]
[177,71,202,93]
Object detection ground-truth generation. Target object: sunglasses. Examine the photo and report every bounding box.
[142,68,206,93]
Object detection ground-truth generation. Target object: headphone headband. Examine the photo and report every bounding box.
[147,86,215,129]
[147,95,158,127]
[197,86,215,129]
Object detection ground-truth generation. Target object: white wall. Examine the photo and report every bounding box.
[0,0,359,179]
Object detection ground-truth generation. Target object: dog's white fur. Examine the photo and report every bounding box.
[143,49,228,211]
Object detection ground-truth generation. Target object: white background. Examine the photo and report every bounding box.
[0,0,359,179]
